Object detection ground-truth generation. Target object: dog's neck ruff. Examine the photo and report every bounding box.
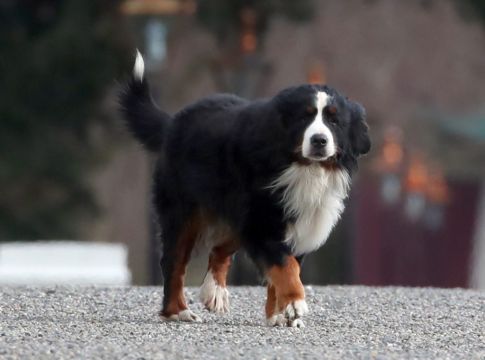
[269,163,350,256]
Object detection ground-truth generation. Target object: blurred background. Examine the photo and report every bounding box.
[1,0,485,288]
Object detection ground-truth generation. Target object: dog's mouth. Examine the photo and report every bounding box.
[307,150,329,162]
[293,148,339,167]
[307,147,339,162]
[314,155,338,166]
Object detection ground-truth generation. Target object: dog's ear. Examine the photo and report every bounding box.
[349,102,371,156]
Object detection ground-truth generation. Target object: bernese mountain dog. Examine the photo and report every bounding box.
[120,51,370,327]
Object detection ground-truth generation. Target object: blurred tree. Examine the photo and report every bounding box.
[195,0,314,96]
[457,0,485,23]
[0,1,131,240]
[197,0,313,42]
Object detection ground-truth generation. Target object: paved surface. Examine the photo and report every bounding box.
[0,286,483,359]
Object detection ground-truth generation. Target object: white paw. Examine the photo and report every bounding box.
[160,309,202,323]
[285,299,309,319]
[266,299,308,327]
[289,318,305,328]
[199,272,230,314]
[266,314,286,327]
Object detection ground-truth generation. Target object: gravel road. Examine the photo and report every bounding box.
[0,286,483,359]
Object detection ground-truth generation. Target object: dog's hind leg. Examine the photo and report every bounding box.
[200,240,238,314]
[158,210,201,322]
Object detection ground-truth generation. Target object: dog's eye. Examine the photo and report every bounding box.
[305,105,317,116]
[324,106,338,123]
[325,105,337,116]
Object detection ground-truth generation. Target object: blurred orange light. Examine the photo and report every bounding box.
[121,0,196,16]
[307,61,326,84]
[405,156,428,193]
[241,31,257,54]
[376,128,403,173]
[383,141,403,169]
[239,7,258,54]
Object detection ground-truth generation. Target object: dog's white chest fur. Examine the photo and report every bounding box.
[270,164,350,256]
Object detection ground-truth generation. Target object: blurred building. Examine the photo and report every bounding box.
[88,0,485,287]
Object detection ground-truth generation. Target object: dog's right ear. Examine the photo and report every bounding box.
[349,102,371,157]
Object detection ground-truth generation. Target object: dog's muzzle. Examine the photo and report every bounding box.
[308,133,331,160]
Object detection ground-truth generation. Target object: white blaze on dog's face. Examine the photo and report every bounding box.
[301,91,336,161]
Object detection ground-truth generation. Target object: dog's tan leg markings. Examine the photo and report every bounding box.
[200,241,238,314]
[266,256,308,327]
[265,284,277,320]
[160,215,201,322]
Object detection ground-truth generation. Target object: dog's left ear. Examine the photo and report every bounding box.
[349,102,371,156]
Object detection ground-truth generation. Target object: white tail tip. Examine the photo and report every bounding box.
[133,49,144,81]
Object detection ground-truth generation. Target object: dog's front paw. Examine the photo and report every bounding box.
[267,299,308,328]
[285,299,308,319]
[199,272,230,314]
[160,309,202,323]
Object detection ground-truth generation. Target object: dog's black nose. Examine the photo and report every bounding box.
[310,134,327,148]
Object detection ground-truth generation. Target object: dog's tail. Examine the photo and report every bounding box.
[119,50,170,152]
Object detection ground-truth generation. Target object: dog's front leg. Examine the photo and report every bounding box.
[265,255,308,327]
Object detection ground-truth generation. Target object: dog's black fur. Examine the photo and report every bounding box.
[120,54,370,320]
